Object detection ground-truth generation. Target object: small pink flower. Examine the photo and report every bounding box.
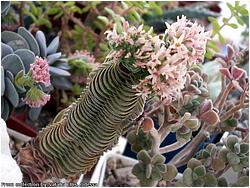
[30,57,51,87]
[23,87,50,108]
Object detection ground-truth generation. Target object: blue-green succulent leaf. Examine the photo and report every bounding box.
[1,42,13,58]
[2,54,25,76]
[4,77,19,107]
[18,27,40,56]
[15,49,35,73]
[2,31,29,50]
[35,31,47,57]
[1,98,9,120]
[6,70,14,82]
[49,66,71,77]
[47,52,61,65]
[51,76,72,90]
[1,66,5,96]
[47,36,59,55]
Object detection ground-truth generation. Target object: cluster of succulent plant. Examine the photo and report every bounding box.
[175,158,222,186]
[1,26,69,121]
[132,150,166,186]
[12,13,248,187]
[127,129,153,153]
[198,135,249,173]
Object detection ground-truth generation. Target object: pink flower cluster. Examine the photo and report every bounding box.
[69,50,96,64]
[105,16,210,103]
[23,87,50,108]
[30,57,51,87]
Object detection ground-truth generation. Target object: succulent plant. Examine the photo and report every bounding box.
[1,27,69,120]
[197,135,249,173]
[127,129,153,153]
[171,112,200,141]
[184,66,209,98]
[176,158,219,187]
[132,150,166,186]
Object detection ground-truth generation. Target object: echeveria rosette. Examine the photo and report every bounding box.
[105,16,210,104]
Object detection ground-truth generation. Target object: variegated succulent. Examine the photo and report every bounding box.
[1,27,70,120]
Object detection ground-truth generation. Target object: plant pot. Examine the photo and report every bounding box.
[7,113,38,137]
[99,153,139,187]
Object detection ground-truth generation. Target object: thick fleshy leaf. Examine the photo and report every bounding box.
[183,168,193,186]
[55,63,70,70]
[1,98,9,120]
[193,165,206,177]
[162,164,177,181]
[226,135,239,151]
[231,66,245,80]
[218,148,230,162]
[227,152,240,165]
[145,164,152,179]
[184,118,200,130]
[132,162,145,179]
[199,99,213,115]
[47,52,61,65]
[219,68,231,80]
[187,158,202,170]
[218,177,228,187]
[2,54,25,76]
[4,77,19,107]
[1,67,5,96]
[35,31,47,57]
[211,158,225,171]
[7,40,29,51]
[240,143,249,154]
[237,176,249,187]
[18,27,40,56]
[15,49,35,73]
[151,154,165,164]
[1,42,13,58]
[2,31,29,49]
[47,36,59,55]
[137,150,151,163]
[51,76,72,90]
[176,128,192,141]
[151,168,162,181]
[143,117,154,132]
[199,110,219,125]
[226,44,234,60]
[49,66,70,77]
[204,173,217,186]
[6,70,14,82]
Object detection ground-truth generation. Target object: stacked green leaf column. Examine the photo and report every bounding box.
[36,61,145,176]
